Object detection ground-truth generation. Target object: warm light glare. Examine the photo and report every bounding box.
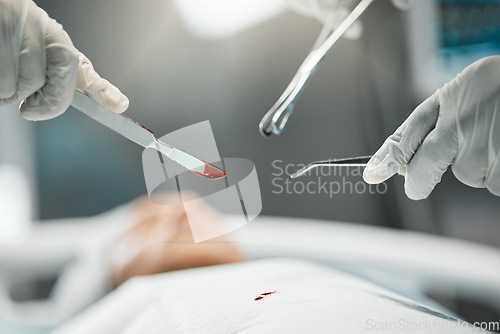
[172,0,286,39]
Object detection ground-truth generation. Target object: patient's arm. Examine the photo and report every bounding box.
[107,197,244,287]
[6,196,243,326]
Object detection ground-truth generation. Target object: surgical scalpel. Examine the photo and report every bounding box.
[259,0,375,137]
[71,90,226,180]
[290,155,372,179]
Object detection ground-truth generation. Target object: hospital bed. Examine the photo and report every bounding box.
[0,212,499,333]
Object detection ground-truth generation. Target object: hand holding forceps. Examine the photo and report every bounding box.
[258,0,375,137]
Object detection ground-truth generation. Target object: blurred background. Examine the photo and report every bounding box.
[0,0,499,331]
[1,0,494,241]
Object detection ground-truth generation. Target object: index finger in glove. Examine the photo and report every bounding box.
[363,94,440,184]
[76,53,129,114]
[404,128,457,200]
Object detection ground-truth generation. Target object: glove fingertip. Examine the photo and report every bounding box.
[404,175,432,200]
[362,168,386,184]
[107,91,129,114]
[76,52,129,113]
[362,166,398,184]
[88,85,129,114]
[404,188,428,201]
[362,152,396,184]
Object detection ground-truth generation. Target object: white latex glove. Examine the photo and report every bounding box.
[363,56,500,200]
[0,0,129,121]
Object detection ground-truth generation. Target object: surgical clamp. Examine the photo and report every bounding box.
[259,0,375,137]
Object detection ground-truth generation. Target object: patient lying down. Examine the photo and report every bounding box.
[107,197,244,287]
[49,197,479,334]
[28,195,244,325]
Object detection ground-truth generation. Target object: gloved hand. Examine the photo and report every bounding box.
[363,56,500,199]
[0,0,129,121]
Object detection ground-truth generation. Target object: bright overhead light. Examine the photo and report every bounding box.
[172,0,286,39]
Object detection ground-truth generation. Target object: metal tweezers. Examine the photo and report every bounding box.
[290,155,372,179]
[259,0,375,137]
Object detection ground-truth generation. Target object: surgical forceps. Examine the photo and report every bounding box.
[290,155,372,179]
[259,0,375,137]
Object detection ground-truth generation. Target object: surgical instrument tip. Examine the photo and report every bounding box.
[289,156,372,179]
[71,90,226,181]
[290,165,316,179]
[259,124,273,138]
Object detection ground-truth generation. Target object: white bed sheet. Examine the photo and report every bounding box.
[53,259,484,334]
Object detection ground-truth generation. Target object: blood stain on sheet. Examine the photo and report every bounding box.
[254,290,277,301]
[260,291,276,296]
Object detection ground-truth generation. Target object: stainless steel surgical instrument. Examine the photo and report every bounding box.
[71,90,226,180]
[259,0,375,137]
[290,155,372,179]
